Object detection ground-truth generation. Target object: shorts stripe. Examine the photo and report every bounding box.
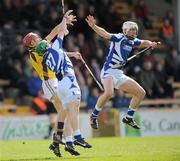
[44,80,56,96]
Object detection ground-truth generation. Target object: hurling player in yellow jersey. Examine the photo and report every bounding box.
[23,10,89,157]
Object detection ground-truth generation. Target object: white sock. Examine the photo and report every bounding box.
[65,136,73,142]
[73,129,81,136]
[95,105,101,111]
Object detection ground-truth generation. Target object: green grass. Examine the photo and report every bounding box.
[0,136,180,161]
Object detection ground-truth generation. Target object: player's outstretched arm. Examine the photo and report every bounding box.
[57,10,75,39]
[86,15,111,40]
[45,25,59,43]
[140,40,158,48]
[66,51,85,63]
[45,10,76,42]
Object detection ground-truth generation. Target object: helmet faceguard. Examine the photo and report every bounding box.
[35,40,49,56]
[23,32,41,48]
[122,21,138,39]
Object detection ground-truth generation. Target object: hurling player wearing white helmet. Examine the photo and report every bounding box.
[86,15,158,130]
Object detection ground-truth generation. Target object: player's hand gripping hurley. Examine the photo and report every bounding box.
[67,52,104,91]
[112,41,161,69]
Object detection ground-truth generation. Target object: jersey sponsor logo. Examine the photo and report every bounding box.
[122,45,132,51]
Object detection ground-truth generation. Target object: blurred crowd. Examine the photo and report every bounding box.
[0,0,180,110]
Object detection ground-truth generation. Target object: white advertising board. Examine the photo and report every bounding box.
[0,115,49,140]
[0,112,92,140]
[79,112,92,138]
[120,109,180,137]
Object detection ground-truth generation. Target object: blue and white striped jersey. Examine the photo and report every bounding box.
[44,37,74,77]
[103,33,142,71]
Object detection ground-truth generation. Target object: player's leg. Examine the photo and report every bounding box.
[65,100,92,149]
[63,109,80,156]
[48,96,65,157]
[51,94,66,142]
[42,79,65,157]
[63,114,73,143]
[43,79,66,140]
[90,76,114,129]
[119,78,146,129]
[54,76,80,155]
[58,75,92,151]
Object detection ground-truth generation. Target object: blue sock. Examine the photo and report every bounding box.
[74,134,82,140]
[66,136,73,146]
[66,141,73,146]
[126,107,136,119]
[73,129,82,140]
[91,106,101,118]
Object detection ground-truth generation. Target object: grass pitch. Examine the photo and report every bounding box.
[0,136,180,161]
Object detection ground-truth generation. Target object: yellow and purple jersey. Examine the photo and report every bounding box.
[29,51,56,80]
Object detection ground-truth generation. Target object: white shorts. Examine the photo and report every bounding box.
[57,75,81,108]
[100,68,130,89]
[42,78,58,100]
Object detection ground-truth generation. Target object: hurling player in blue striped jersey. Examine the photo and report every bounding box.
[86,15,158,130]
[35,10,92,156]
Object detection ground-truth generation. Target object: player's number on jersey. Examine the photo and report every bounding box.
[46,53,56,71]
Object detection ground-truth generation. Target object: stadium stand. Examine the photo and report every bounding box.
[0,0,179,115]
[173,82,180,98]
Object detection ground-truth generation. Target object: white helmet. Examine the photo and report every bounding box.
[122,21,138,35]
